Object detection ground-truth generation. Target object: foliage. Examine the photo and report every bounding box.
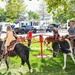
[1,0,25,22]
[0,7,6,22]
[28,10,39,20]
[44,0,75,23]
[53,7,68,23]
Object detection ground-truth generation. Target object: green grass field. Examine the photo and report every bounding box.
[0,38,75,75]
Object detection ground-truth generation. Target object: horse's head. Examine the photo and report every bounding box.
[52,40,60,57]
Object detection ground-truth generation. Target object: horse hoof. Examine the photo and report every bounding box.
[30,69,33,73]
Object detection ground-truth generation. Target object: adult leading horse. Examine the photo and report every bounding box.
[0,40,32,72]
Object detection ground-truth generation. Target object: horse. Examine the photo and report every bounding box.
[52,39,75,70]
[0,40,33,72]
[44,36,55,51]
[44,35,66,51]
[16,36,25,44]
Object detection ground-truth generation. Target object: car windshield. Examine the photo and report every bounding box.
[25,25,32,29]
[21,25,35,30]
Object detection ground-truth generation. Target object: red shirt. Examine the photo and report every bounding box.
[26,30,32,40]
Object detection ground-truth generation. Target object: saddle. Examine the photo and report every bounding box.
[1,40,17,51]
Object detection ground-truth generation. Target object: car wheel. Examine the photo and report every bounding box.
[16,32,19,34]
[46,30,48,32]
[21,30,25,34]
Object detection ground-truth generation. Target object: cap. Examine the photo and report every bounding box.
[70,19,75,22]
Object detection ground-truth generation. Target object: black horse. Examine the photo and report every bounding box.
[0,40,32,72]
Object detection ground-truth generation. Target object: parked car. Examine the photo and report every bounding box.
[46,24,60,32]
[46,25,54,32]
[14,25,37,34]
[14,27,21,34]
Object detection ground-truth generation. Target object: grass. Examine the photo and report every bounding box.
[0,38,75,75]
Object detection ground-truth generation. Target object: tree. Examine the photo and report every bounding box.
[52,7,67,23]
[44,0,75,23]
[28,10,39,20]
[1,0,25,22]
[0,7,6,22]
[38,0,51,20]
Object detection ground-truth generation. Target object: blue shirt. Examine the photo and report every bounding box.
[68,27,75,39]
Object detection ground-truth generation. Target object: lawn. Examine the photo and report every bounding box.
[0,38,75,75]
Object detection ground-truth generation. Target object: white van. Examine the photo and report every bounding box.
[30,20,40,30]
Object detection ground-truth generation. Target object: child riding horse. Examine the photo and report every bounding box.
[4,26,16,55]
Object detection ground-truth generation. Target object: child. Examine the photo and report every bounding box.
[53,27,60,41]
[4,26,16,54]
[26,30,33,49]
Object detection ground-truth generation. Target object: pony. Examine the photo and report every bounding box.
[16,36,25,44]
[44,35,66,51]
[52,39,75,70]
[44,36,55,51]
[0,40,33,72]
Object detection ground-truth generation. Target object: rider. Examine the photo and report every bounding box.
[53,27,60,41]
[4,26,16,54]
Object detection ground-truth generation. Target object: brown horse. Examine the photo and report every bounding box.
[16,36,25,44]
[44,36,55,51]
[44,35,66,51]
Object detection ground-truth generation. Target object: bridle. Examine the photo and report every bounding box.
[53,43,61,54]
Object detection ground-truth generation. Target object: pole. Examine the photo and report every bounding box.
[39,35,43,57]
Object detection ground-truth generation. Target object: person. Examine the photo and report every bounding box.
[26,30,33,49]
[68,20,75,48]
[53,27,60,41]
[11,25,17,39]
[4,26,16,54]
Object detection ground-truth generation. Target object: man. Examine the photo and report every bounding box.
[68,20,75,48]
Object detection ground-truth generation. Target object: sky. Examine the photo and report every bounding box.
[24,0,42,12]
[0,0,43,12]
[0,1,6,8]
